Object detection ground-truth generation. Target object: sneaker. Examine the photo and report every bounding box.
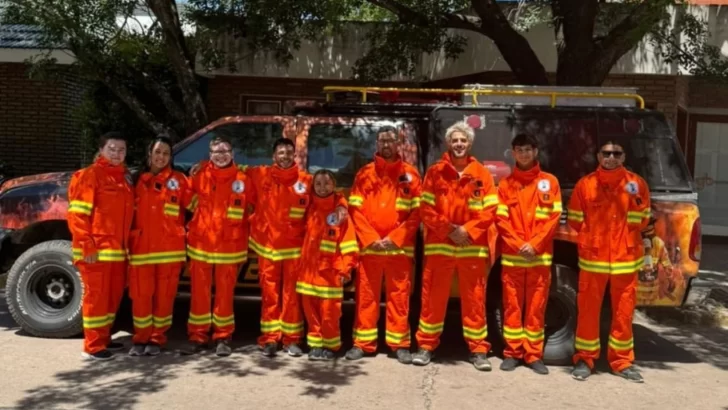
[571,360,591,381]
[470,353,492,371]
[500,357,520,371]
[180,342,207,356]
[613,366,644,383]
[308,348,323,361]
[81,349,114,361]
[106,341,125,352]
[145,343,161,356]
[215,340,232,357]
[412,349,433,366]
[321,349,336,361]
[395,349,413,365]
[262,342,277,357]
[345,347,365,361]
[285,343,303,357]
[528,360,549,375]
[128,344,146,357]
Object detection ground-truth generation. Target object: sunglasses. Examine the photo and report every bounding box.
[601,150,624,158]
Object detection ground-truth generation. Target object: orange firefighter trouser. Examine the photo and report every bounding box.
[79,261,127,354]
[129,263,181,346]
[353,255,412,352]
[573,270,637,372]
[257,257,304,346]
[502,266,551,363]
[302,295,342,351]
[416,256,490,353]
[187,260,240,344]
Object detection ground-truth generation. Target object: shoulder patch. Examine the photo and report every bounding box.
[232,179,245,193]
[166,177,179,191]
[625,181,639,195]
[294,180,307,194]
[537,179,550,193]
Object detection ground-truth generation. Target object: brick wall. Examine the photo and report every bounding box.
[688,78,728,108]
[0,62,87,176]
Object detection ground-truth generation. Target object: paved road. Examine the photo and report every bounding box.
[1,293,727,410]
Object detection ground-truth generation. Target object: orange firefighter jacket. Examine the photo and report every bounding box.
[496,163,562,268]
[128,166,191,266]
[67,156,135,263]
[348,154,422,257]
[295,193,359,299]
[567,166,651,274]
[420,152,498,259]
[186,162,250,264]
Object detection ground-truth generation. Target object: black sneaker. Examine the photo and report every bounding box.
[571,360,591,381]
[128,344,146,357]
[470,353,492,371]
[613,366,644,383]
[500,357,520,371]
[308,348,323,361]
[145,343,161,356]
[81,349,114,361]
[107,341,125,352]
[262,342,277,357]
[285,343,303,357]
[321,349,336,361]
[215,340,232,357]
[412,349,433,366]
[345,347,365,361]
[180,342,207,356]
[528,360,549,375]
[395,349,413,365]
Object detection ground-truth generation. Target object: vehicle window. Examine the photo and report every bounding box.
[0,182,68,228]
[430,108,692,190]
[173,122,284,172]
[306,121,401,188]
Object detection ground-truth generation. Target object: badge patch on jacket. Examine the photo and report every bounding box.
[167,177,179,190]
[232,180,245,193]
[326,212,338,226]
[171,196,178,203]
[473,189,482,198]
[234,199,241,206]
[154,182,162,191]
[299,198,306,205]
[475,180,483,187]
[625,181,639,195]
[403,187,410,195]
[294,181,307,194]
[542,193,550,201]
[537,179,550,193]
[399,173,412,184]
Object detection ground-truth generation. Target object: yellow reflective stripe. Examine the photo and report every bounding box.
[129,250,186,266]
[69,200,93,215]
[567,208,584,222]
[289,207,305,219]
[411,197,421,209]
[348,195,364,207]
[187,246,247,264]
[385,330,410,344]
[575,337,600,352]
[463,325,487,340]
[395,197,412,211]
[339,240,359,254]
[535,206,551,219]
[496,204,509,218]
[482,194,498,208]
[423,243,489,258]
[188,312,212,325]
[501,253,553,267]
[227,207,244,220]
[261,320,281,333]
[295,282,344,299]
[361,246,414,257]
[468,199,484,211]
[578,257,644,275]
[83,314,113,329]
[421,192,435,205]
[187,195,198,212]
[308,335,324,347]
[418,320,444,335]
[249,238,301,261]
[552,201,563,213]
[503,326,524,340]
[133,315,153,329]
[213,313,235,327]
[72,248,83,261]
[281,321,304,335]
[153,315,173,327]
[524,328,545,342]
[97,249,128,262]
[353,328,378,341]
[323,337,341,348]
[608,336,634,351]
[319,240,337,253]
[164,203,180,217]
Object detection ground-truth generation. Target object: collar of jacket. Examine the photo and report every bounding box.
[441,151,478,178]
[312,191,337,210]
[206,161,238,179]
[271,163,299,185]
[140,166,172,184]
[596,165,627,188]
[512,162,541,184]
[94,156,126,174]
[374,153,402,175]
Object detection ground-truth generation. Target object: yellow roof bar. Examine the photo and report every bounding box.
[322,86,645,109]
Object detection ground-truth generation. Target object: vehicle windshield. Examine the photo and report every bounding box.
[429,107,693,191]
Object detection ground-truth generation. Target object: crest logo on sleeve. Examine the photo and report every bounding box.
[232,180,245,193]
[326,212,339,226]
[167,177,179,191]
[625,181,639,195]
[294,181,307,194]
[537,179,550,193]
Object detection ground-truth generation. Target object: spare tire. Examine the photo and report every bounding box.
[6,240,83,338]
[543,264,578,366]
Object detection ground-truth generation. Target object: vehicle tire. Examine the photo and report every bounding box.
[6,240,83,338]
[543,264,578,366]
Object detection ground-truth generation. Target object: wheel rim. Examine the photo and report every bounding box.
[24,262,77,318]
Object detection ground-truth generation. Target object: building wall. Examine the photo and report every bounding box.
[0,62,86,176]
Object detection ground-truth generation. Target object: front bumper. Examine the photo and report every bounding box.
[682,274,717,306]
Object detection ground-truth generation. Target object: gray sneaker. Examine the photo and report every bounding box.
[215,340,232,357]
[321,349,336,361]
[128,344,146,357]
[613,366,644,383]
[345,347,365,361]
[412,349,433,366]
[262,342,277,357]
[285,343,303,357]
[308,348,323,361]
[571,361,591,381]
[528,360,549,375]
[144,344,161,356]
[395,349,413,365]
[500,357,520,371]
[470,353,492,371]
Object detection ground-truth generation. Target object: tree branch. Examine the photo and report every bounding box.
[365,0,482,33]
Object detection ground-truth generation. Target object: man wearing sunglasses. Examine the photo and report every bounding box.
[567,141,651,383]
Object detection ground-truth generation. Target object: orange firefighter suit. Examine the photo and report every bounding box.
[295,193,359,351]
[67,156,134,354]
[416,152,497,353]
[348,153,421,353]
[567,166,651,372]
[186,162,251,344]
[128,167,191,347]
[496,163,562,363]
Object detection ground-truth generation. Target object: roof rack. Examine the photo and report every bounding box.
[322,85,646,109]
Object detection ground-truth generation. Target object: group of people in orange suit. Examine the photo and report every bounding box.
[67,120,650,384]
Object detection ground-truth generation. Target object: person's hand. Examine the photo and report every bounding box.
[334,206,348,225]
[448,226,471,246]
[189,161,203,176]
[380,237,397,251]
[84,253,98,264]
[369,240,385,251]
[519,243,536,260]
